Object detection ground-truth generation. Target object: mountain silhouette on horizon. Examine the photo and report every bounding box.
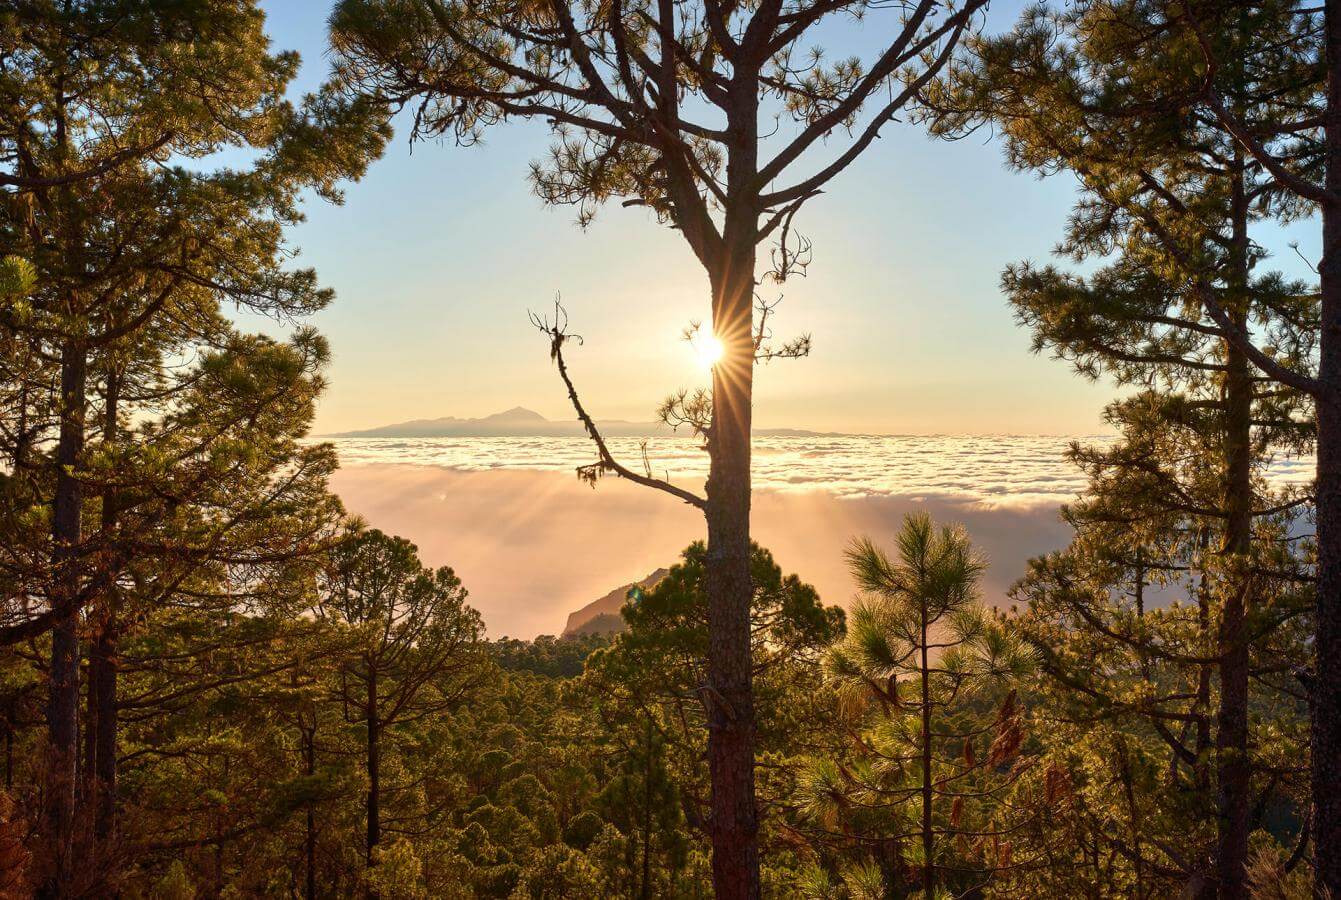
[325,406,665,438]
[326,407,829,438]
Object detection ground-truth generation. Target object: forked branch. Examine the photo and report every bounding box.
[754,296,812,362]
[530,301,706,509]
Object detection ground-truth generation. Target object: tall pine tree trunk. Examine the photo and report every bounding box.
[640,717,653,900]
[704,218,761,899]
[365,666,380,898]
[89,368,120,842]
[91,625,116,842]
[305,722,317,900]
[1315,0,1341,890]
[1214,163,1253,899]
[920,601,934,898]
[43,86,87,889]
[46,338,87,886]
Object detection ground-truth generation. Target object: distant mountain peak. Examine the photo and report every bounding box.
[326,407,578,438]
[325,407,824,439]
[485,406,546,421]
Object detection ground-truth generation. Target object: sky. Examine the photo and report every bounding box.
[250,0,1322,437]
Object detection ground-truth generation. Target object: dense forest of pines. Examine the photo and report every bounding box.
[0,0,1334,896]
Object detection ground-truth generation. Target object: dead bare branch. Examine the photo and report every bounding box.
[530,299,706,509]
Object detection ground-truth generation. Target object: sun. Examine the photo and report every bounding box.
[694,334,724,369]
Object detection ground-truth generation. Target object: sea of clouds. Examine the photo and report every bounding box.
[326,434,1116,503]
[322,436,1315,637]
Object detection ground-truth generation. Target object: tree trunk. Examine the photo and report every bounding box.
[1214,163,1253,899]
[704,230,761,900]
[46,338,87,886]
[82,657,96,795]
[91,625,116,841]
[641,717,653,900]
[365,667,380,897]
[920,601,934,898]
[305,724,317,900]
[4,707,12,791]
[91,368,120,842]
[1316,1,1341,892]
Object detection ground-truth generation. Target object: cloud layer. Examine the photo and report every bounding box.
[329,464,1077,638]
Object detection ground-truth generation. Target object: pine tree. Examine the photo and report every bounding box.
[798,514,1032,898]
[930,2,1317,890]
[314,527,486,891]
[324,0,984,890]
[594,716,689,899]
[0,2,385,884]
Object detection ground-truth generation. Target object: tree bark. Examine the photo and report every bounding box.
[1214,163,1253,899]
[91,624,116,842]
[1214,401,1252,899]
[1316,1,1341,892]
[46,338,87,886]
[701,65,766,899]
[365,666,380,898]
[920,599,934,898]
[90,368,120,842]
[305,723,317,900]
[641,717,653,900]
[704,232,761,899]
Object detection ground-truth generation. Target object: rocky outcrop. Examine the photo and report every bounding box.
[562,568,670,636]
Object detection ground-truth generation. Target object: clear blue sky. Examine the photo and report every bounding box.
[251,0,1321,436]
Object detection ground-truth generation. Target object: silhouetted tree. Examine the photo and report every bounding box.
[314,527,485,891]
[0,4,384,881]
[930,0,1340,884]
[930,2,1320,890]
[325,1,986,890]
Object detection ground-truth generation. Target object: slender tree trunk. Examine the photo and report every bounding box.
[700,66,767,897]
[704,228,761,900]
[90,368,120,842]
[1186,529,1217,900]
[305,723,317,900]
[4,709,12,791]
[641,717,653,900]
[920,602,934,898]
[365,667,380,898]
[1215,162,1253,899]
[91,624,116,842]
[46,338,87,886]
[82,660,95,795]
[43,83,87,889]
[1317,3,1341,893]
